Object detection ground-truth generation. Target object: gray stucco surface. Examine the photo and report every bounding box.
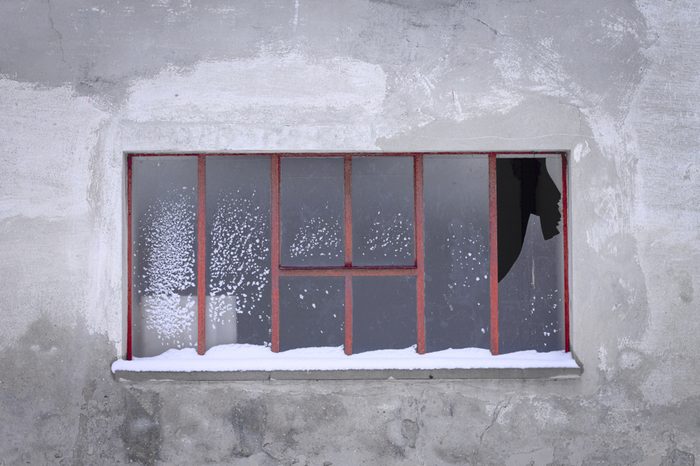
[0,0,698,464]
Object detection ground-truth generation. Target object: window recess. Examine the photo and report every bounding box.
[125,152,571,366]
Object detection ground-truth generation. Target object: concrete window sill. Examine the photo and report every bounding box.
[111,345,582,381]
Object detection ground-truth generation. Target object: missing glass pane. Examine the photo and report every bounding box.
[497,157,565,353]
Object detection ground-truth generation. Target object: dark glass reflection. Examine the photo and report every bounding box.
[352,276,416,353]
[279,277,344,351]
[281,158,344,267]
[424,156,490,351]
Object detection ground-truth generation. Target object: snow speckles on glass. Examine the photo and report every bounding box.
[132,156,198,357]
[208,191,269,328]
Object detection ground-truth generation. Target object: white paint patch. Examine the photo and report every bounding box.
[124,55,386,124]
[0,79,107,220]
[572,140,591,162]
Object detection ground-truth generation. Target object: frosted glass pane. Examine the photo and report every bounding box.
[352,157,415,266]
[352,276,416,353]
[281,158,344,266]
[206,157,271,348]
[132,157,198,357]
[424,156,490,351]
[498,157,565,353]
[280,277,344,350]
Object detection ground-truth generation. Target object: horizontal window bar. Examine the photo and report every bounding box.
[279,266,418,277]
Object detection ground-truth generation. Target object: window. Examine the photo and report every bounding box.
[125,152,570,367]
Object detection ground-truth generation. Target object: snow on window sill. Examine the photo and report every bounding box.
[111,344,582,381]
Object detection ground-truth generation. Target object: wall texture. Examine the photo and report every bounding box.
[1,1,699,464]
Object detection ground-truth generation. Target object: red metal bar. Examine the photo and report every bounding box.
[414,155,426,354]
[126,156,133,360]
[279,266,417,277]
[344,156,352,267]
[488,153,499,355]
[271,155,281,352]
[129,151,566,158]
[344,155,353,354]
[562,154,571,352]
[197,156,206,355]
[344,276,353,355]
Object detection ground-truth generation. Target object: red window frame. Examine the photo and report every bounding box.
[126,152,570,360]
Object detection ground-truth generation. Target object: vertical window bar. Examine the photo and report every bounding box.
[126,155,133,360]
[488,153,499,355]
[414,155,426,354]
[344,155,353,355]
[562,153,571,352]
[271,155,281,352]
[197,156,207,355]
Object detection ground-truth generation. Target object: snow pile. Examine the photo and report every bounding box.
[112,344,577,373]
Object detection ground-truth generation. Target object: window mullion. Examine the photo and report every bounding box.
[414,155,426,354]
[488,153,499,355]
[344,155,353,355]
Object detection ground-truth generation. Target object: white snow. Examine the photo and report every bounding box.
[112,344,578,373]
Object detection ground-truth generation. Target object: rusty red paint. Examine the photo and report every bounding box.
[344,276,353,355]
[414,155,426,354]
[562,153,571,353]
[344,156,352,267]
[129,151,565,158]
[126,156,133,360]
[489,153,499,355]
[344,155,353,354]
[197,156,206,355]
[279,266,417,277]
[271,155,281,353]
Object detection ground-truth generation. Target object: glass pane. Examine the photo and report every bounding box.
[352,157,415,266]
[132,156,198,357]
[352,276,416,353]
[424,156,490,351]
[281,158,344,267]
[280,277,344,350]
[498,156,565,353]
[206,157,271,349]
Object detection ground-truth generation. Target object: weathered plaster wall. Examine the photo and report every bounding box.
[0,1,698,464]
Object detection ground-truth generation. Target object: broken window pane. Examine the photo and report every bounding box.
[132,156,198,357]
[352,276,416,353]
[206,157,271,349]
[424,156,490,351]
[352,157,415,266]
[497,156,565,353]
[279,277,344,350]
[281,158,344,267]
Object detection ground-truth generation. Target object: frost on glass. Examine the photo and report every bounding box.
[132,157,198,357]
[424,156,490,351]
[206,157,271,349]
[352,157,415,266]
[352,276,416,353]
[281,158,344,267]
[279,277,344,351]
[498,156,565,353]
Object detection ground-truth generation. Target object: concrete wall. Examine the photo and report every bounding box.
[1,1,698,464]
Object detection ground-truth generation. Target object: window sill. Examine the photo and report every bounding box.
[111,345,582,381]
